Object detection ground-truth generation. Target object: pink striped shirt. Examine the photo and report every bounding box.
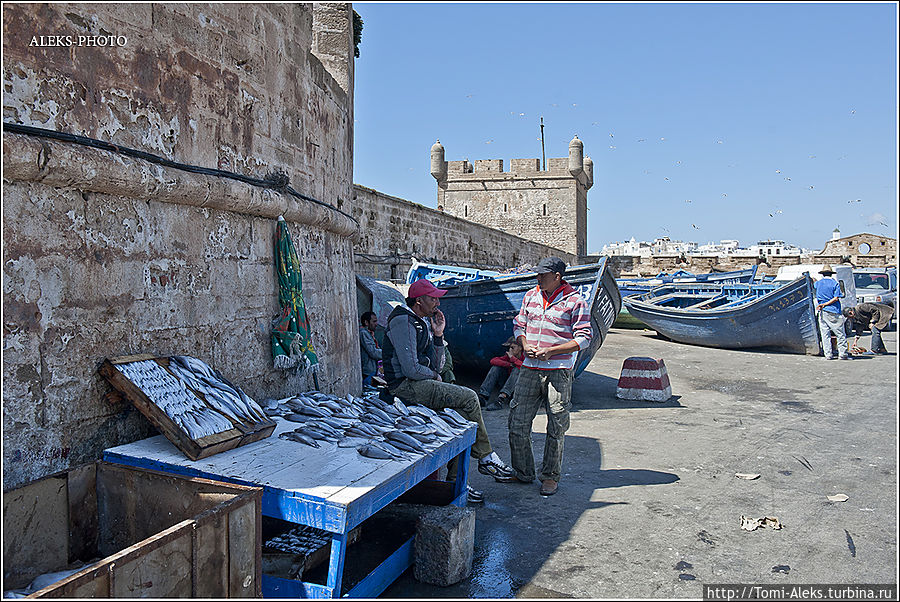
[512,282,593,370]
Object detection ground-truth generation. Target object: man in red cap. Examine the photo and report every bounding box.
[381,278,516,503]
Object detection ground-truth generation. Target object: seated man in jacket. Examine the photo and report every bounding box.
[478,336,524,411]
[842,302,894,355]
[382,278,517,503]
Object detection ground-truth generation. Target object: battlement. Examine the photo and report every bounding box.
[444,157,572,177]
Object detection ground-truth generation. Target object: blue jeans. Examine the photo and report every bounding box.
[479,366,519,399]
[871,325,886,353]
[818,311,847,358]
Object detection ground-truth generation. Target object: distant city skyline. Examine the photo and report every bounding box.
[352,3,898,251]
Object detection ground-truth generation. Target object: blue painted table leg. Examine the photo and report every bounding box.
[451,445,472,507]
[326,532,348,596]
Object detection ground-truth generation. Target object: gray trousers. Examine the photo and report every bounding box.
[818,311,848,358]
[508,367,572,483]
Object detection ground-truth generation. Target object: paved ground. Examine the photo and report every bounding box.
[382,328,898,598]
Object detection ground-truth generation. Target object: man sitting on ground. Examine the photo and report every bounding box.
[478,336,524,411]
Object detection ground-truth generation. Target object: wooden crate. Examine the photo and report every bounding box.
[99,354,276,460]
[3,461,263,598]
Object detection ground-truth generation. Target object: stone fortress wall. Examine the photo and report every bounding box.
[2,3,360,490]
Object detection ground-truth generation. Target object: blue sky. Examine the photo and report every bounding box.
[352,2,898,254]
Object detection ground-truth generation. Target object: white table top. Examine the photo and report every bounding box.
[104,417,475,508]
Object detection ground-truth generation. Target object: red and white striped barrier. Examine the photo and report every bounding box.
[616,357,672,402]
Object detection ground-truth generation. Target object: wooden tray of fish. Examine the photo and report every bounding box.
[262,524,362,580]
[100,354,277,461]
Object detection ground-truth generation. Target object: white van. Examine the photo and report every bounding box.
[773,264,857,308]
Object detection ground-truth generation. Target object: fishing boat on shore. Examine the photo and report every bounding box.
[615,266,760,298]
[412,259,622,376]
[622,275,821,354]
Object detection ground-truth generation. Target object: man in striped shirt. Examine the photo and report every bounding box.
[507,257,592,496]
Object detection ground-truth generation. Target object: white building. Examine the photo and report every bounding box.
[599,237,812,258]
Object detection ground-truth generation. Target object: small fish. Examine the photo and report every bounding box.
[409,405,438,419]
[338,436,373,448]
[392,399,410,416]
[385,430,426,452]
[283,413,311,423]
[442,408,470,427]
[397,415,426,427]
[279,431,320,448]
[298,406,330,418]
[358,444,394,460]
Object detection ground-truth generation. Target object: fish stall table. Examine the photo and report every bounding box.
[103,417,476,598]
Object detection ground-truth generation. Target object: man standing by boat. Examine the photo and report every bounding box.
[814,264,851,360]
[381,278,517,503]
[506,257,592,496]
[359,311,382,387]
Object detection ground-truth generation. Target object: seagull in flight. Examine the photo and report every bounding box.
[685,199,692,203]
[808,185,814,190]
[848,199,862,203]
[664,177,670,181]
[692,224,700,229]
[722,193,727,198]
[609,145,616,150]
[637,138,646,142]
[784,177,792,182]
[775,169,781,174]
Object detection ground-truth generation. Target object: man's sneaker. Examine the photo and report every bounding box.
[484,400,502,411]
[466,485,484,504]
[478,453,516,482]
[839,355,853,360]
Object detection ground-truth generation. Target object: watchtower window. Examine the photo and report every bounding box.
[543,204,547,216]
[503,203,508,212]
[464,205,468,217]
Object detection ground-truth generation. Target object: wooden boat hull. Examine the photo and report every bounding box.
[622,276,822,354]
[437,259,622,377]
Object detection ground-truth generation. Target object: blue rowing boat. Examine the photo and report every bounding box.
[622,275,821,354]
[427,259,622,377]
[616,266,759,298]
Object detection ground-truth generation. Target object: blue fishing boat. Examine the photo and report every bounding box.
[614,266,759,328]
[432,258,622,377]
[616,266,759,298]
[622,275,822,354]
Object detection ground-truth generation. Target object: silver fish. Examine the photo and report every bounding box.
[358,444,394,460]
[385,430,426,452]
[279,431,320,448]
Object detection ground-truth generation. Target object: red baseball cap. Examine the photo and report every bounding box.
[408,279,448,299]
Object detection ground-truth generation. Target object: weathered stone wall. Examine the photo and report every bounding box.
[818,233,896,266]
[352,185,576,280]
[2,3,358,489]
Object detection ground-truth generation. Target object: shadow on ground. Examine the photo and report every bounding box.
[381,434,679,598]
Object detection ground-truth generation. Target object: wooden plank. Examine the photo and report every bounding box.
[344,536,415,599]
[107,353,159,364]
[228,500,259,597]
[30,563,111,598]
[65,463,98,563]
[194,513,228,597]
[109,521,195,597]
[2,473,69,589]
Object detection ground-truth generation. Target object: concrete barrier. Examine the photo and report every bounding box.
[616,357,672,402]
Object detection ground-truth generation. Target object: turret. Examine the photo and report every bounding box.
[583,156,594,190]
[430,140,447,182]
[568,135,583,177]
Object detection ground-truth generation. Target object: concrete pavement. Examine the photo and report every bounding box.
[382,327,898,598]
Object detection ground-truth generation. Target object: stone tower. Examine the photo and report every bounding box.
[431,137,593,258]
